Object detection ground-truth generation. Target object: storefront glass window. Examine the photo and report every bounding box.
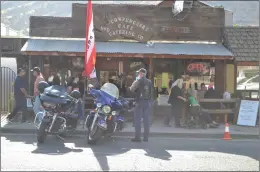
[237,66,259,91]
[99,71,118,85]
[189,76,213,89]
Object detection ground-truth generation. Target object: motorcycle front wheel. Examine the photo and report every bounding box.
[86,121,103,145]
[37,121,48,144]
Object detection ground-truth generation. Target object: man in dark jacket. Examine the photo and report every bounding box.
[203,86,221,109]
[167,79,187,128]
[129,68,153,142]
[7,68,31,123]
[201,86,221,124]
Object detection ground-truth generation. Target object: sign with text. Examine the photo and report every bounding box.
[29,4,225,42]
[130,61,144,70]
[99,16,153,42]
[61,4,225,42]
[186,62,210,76]
[161,26,191,33]
[237,100,259,127]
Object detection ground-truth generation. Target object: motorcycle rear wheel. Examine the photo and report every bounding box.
[37,121,48,144]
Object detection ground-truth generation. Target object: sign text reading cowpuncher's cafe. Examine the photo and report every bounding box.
[100,16,151,42]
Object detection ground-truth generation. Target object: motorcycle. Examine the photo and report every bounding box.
[34,85,82,143]
[85,83,130,145]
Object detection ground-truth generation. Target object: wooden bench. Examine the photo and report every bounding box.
[199,98,240,123]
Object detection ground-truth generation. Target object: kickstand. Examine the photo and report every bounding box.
[56,134,65,141]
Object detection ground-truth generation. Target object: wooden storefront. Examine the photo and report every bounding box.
[19,1,234,97]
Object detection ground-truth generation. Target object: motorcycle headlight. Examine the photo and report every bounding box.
[97,103,102,108]
[111,111,117,116]
[102,105,111,114]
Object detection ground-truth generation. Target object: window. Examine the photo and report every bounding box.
[237,66,259,90]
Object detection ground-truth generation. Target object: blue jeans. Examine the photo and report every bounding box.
[33,96,44,115]
[77,99,84,120]
[7,98,27,121]
[134,100,151,139]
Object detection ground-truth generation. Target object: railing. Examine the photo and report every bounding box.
[236,90,259,100]
[0,67,17,113]
[199,98,240,124]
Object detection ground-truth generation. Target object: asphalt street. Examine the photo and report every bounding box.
[1,134,259,171]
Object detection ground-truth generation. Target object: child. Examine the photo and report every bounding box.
[188,92,200,107]
[187,92,200,117]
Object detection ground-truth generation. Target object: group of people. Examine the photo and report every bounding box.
[6,66,153,143]
[6,67,85,123]
[7,65,224,143]
[165,77,220,128]
[7,67,44,123]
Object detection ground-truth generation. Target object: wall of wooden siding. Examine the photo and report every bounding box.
[29,16,73,38]
[29,3,225,42]
[1,37,27,53]
[96,58,119,71]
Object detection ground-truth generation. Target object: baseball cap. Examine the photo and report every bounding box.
[17,68,24,74]
[136,68,147,74]
[31,67,41,73]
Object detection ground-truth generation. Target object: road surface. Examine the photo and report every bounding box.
[1,134,259,171]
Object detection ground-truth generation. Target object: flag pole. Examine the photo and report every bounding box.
[83,0,91,116]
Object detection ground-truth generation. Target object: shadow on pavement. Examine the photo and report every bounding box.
[31,138,83,155]
[2,133,259,171]
[82,137,173,171]
[2,133,83,155]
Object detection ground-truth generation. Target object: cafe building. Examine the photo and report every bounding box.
[20,1,234,95]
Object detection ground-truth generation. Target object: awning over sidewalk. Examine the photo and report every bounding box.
[21,38,233,58]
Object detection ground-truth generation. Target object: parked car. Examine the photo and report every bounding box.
[237,69,259,83]
[237,75,259,90]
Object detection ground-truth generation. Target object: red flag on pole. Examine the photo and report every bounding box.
[84,0,96,78]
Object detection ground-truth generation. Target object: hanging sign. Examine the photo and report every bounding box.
[129,61,144,71]
[186,62,210,76]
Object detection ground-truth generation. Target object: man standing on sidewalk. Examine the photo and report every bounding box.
[129,68,153,142]
[7,68,30,123]
[31,67,45,115]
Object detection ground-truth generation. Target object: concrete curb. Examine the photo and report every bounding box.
[1,127,258,140]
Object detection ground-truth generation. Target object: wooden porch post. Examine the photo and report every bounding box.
[215,60,225,94]
[28,56,32,94]
[149,57,153,80]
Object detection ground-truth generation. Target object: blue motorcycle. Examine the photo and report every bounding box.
[34,85,82,143]
[85,83,129,145]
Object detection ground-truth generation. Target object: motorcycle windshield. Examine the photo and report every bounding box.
[100,83,119,99]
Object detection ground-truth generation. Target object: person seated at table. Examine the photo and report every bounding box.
[187,92,219,127]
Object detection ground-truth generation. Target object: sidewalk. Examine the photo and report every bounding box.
[1,114,259,139]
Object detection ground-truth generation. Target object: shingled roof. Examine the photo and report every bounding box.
[223,27,259,62]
